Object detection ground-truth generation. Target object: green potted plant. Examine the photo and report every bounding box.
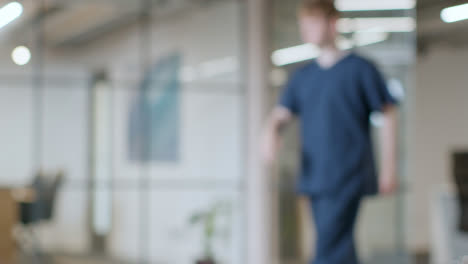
[189,202,230,264]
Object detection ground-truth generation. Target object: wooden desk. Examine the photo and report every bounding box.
[0,188,18,264]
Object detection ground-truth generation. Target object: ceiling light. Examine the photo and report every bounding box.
[199,56,237,78]
[12,46,31,66]
[336,0,416,11]
[272,44,320,67]
[0,2,23,29]
[271,33,388,66]
[338,17,416,33]
[441,3,468,23]
[353,32,389,46]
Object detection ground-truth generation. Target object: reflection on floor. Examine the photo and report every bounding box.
[18,252,431,264]
[19,254,129,264]
[53,256,126,264]
[413,252,430,264]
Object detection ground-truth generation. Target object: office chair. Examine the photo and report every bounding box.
[15,170,64,263]
[454,152,468,232]
[20,171,63,224]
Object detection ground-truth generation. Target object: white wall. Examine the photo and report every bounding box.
[103,2,245,263]
[0,81,34,186]
[407,46,468,251]
[0,65,91,253]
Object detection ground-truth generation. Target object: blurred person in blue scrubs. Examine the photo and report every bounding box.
[262,0,399,263]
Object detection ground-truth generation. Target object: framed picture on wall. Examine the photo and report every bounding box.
[128,53,181,163]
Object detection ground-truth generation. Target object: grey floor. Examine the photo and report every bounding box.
[18,252,430,264]
[18,254,129,264]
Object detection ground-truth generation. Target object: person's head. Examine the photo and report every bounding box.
[297,0,340,47]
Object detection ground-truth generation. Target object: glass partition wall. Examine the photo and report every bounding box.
[0,0,246,263]
[0,0,417,263]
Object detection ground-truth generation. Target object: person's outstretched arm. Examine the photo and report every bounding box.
[379,104,399,195]
[262,106,294,166]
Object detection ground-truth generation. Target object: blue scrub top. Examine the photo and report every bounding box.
[279,53,398,196]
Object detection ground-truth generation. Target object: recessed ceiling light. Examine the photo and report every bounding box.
[12,46,31,66]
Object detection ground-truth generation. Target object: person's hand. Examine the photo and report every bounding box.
[261,131,279,167]
[261,107,292,168]
[379,170,398,195]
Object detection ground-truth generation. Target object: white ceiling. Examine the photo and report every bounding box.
[1,0,214,47]
[0,0,467,51]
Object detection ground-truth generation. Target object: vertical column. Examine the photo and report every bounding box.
[245,0,273,264]
[33,0,45,171]
[138,0,152,263]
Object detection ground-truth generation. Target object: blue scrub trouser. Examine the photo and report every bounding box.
[308,189,362,264]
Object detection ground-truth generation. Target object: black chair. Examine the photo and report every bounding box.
[20,171,64,225]
[16,170,64,262]
[453,152,468,232]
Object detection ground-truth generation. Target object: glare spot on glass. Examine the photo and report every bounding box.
[370,112,384,127]
[387,78,405,101]
[199,56,237,78]
[11,46,31,66]
[180,56,238,83]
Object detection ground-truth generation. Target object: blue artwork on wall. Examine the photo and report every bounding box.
[128,53,181,162]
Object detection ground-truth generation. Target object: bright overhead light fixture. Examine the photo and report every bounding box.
[441,3,468,23]
[271,33,388,66]
[338,17,416,33]
[271,44,320,67]
[353,32,389,46]
[336,0,416,11]
[12,46,31,66]
[0,2,23,29]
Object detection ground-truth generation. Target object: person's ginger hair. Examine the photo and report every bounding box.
[298,0,340,18]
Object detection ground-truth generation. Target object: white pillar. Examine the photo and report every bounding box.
[246,0,273,264]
